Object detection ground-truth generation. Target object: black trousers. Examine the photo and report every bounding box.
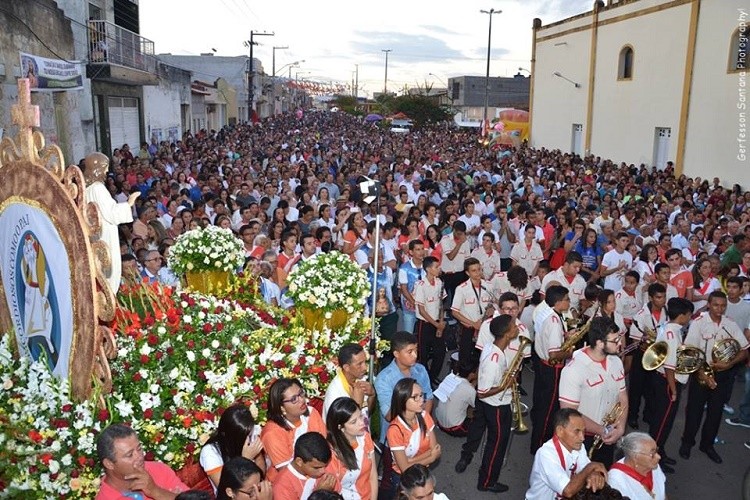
[584,435,615,468]
[458,324,480,373]
[681,367,737,450]
[530,359,562,454]
[627,348,648,422]
[645,372,683,452]
[377,312,399,369]
[416,319,446,383]
[465,400,511,489]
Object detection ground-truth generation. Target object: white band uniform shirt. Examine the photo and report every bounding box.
[510,240,544,278]
[559,348,626,425]
[684,312,749,358]
[525,435,592,500]
[440,234,471,273]
[615,289,642,322]
[471,245,502,280]
[477,343,512,407]
[630,305,668,342]
[413,276,446,322]
[541,269,587,313]
[451,279,493,324]
[655,323,689,384]
[535,312,566,362]
[476,314,533,354]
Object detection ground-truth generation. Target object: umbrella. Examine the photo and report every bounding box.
[364,113,383,122]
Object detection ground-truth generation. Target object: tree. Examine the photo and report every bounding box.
[331,94,362,115]
[390,94,452,128]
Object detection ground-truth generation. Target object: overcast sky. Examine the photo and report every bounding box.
[140,0,591,96]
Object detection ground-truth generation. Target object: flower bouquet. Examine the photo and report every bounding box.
[286,251,370,331]
[167,225,245,294]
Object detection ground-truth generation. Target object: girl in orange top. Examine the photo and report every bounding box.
[326,397,377,500]
[260,378,326,482]
[343,211,368,257]
[381,378,441,499]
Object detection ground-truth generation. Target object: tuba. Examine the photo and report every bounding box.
[500,336,532,434]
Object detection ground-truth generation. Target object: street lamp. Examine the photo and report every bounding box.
[518,67,531,74]
[480,8,502,136]
[553,71,581,88]
[428,72,453,107]
[382,49,392,94]
[273,59,305,77]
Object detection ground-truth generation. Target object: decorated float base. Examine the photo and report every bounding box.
[185,270,230,295]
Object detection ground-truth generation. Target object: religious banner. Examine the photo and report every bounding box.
[19,52,84,91]
[0,79,115,399]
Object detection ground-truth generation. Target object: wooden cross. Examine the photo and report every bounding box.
[12,78,40,130]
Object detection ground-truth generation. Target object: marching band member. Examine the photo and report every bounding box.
[414,256,447,384]
[679,291,749,464]
[597,289,628,339]
[440,220,471,311]
[530,285,574,455]
[608,432,667,500]
[540,252,587,313]
[615,271,643,327]
[488,265,532,312]
[644,297,693,474]
[476,292,533,351]
[471,232,502,280]
[526,408,608,500]
[456,315,517,493]
[559,317,628,468]
[627,284,668,430]
[451,257,493,373]
[511,224,544,279]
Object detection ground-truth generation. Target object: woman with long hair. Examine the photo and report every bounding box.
[598,289,628,339]
[424,224,442,260]
[200,404,265,489]
[635,244,659,286]
[260,378,326,482]
[326,397,377,500]
[215,457,272,500]
[691,257,722,313]
[146,219,168,250]
[380,378,440,499]
[681,234,702,267]
[574,228,603,283]
[343,211,368,257]
[398,464,449,500]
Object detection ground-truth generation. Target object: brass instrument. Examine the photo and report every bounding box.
[621,322,657,358]
[481,285,498,320]
[712,338,741,364]
[553,305,599,364]
[641,342,707,374]
[500,336,532,434]
[588,401,623,459]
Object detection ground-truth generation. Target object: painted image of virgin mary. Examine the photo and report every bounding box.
[21,234,57,362]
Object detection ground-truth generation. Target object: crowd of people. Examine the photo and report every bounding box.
[93,109,750,499]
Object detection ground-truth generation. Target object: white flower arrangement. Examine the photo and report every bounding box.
[286,251,370,313]
[167,225,245,275]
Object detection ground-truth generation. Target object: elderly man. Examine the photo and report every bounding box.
[95,423,188,499]
[141,251,178,287]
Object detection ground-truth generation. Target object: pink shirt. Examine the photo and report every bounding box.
[95,461,188,500]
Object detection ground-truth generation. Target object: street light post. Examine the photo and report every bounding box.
[382,49,392,95]
[428,72,452,107]
[272,46,288,79]
[480,8,501,135]
[271,46,288,115]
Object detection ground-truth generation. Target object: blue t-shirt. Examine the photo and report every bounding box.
[574,241,603,271]
[374,360,433,442]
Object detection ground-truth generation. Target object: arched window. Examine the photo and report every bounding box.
[728,26,748,72]
[618,45,634,80]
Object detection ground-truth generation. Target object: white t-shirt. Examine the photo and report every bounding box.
[602,249,632,291]
[433,377,476,428]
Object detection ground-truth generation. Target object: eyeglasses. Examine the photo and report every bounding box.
[282,390,306,405]
[633,449,659,459]
[236,488,258,499]
[410,393,425,401]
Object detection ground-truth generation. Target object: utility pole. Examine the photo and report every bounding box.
[272,46,288,80]
[355,64,359,101]
[246,30,274,122]
[480,9,501,135]
[382,49,392,95]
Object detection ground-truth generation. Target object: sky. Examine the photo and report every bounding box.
[140,0,592,97]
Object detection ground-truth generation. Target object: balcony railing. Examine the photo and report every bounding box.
[87,20,156,74]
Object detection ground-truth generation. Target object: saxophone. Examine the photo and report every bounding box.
[552,305,599,365]
[588,401,623,459]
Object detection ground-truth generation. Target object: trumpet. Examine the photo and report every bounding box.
[588,401,623,459]
[620,324,657,358]
[500,336,532,434]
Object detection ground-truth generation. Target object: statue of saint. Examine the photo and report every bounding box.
[83,152,140,293]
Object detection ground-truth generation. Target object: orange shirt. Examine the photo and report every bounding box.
[670,269,693,299]
[386,412,435,474]
[260,408,326,482]
[326,433,375,500]
[272,462,341,500]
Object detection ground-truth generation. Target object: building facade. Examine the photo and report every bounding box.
[449,74,530,123]
[530,0,748,187]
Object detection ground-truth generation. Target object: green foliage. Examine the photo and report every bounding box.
[390,94,453,128]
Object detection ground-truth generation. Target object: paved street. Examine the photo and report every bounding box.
[426,364,749,499]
